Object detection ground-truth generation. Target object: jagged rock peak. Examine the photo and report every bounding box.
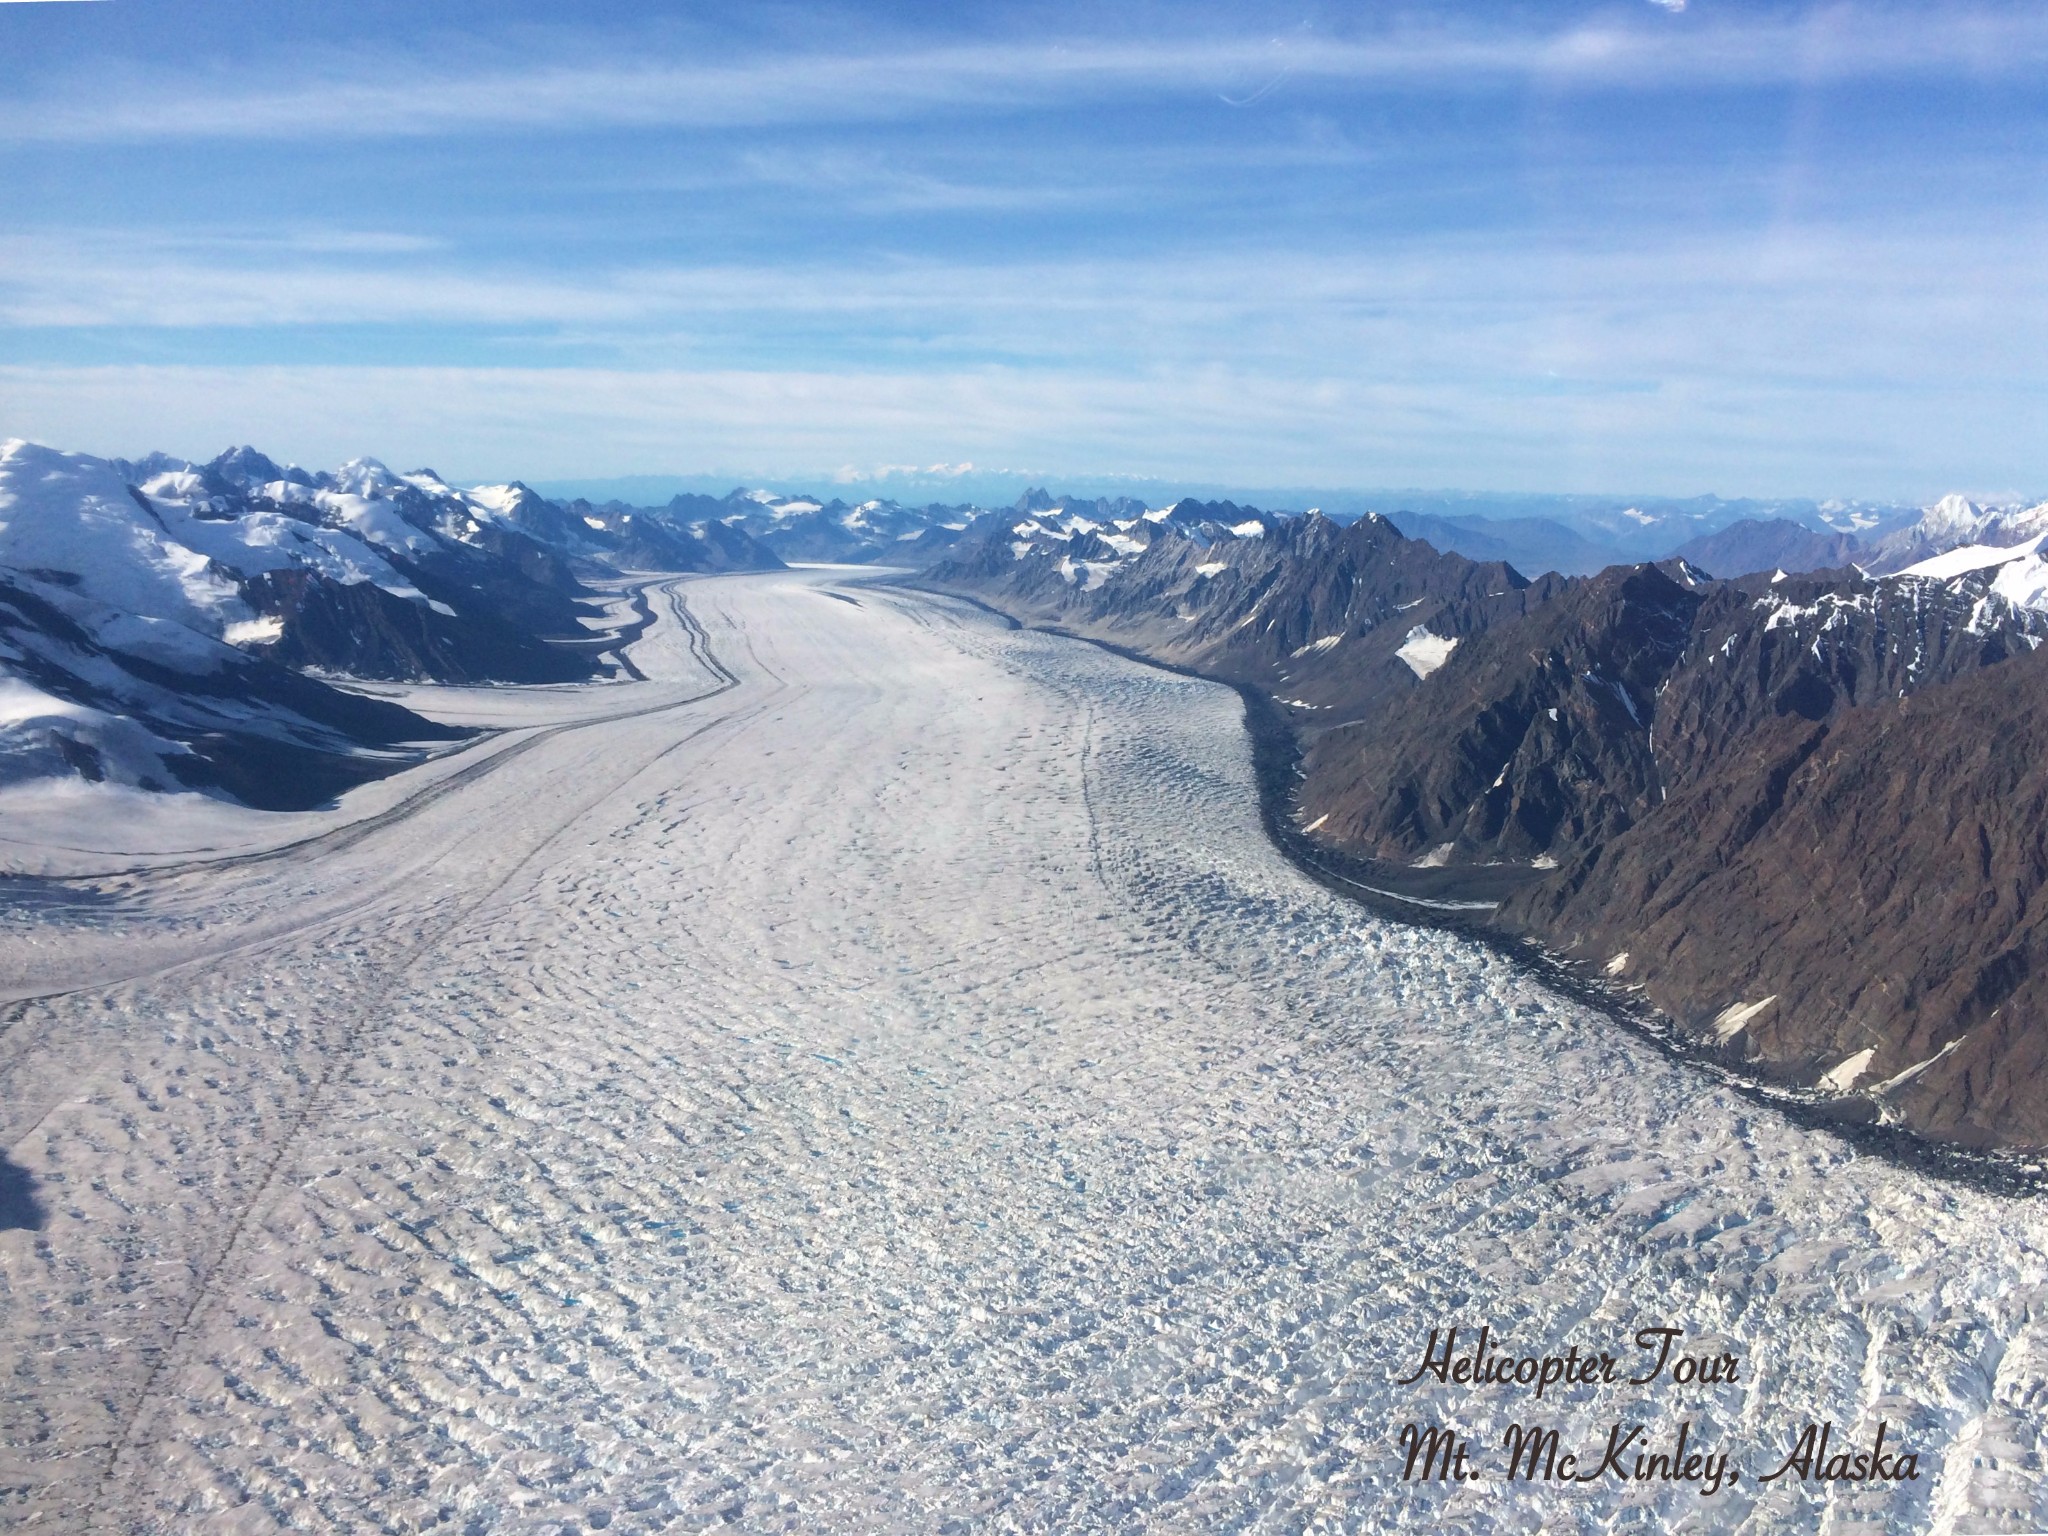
[205,444,306,491]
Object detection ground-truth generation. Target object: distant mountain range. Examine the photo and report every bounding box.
[1655,494,2048,582]
[539,477,1928,573]
[921,489,2048,1152]
[534,475,2048,579]
[654,486,985,566]
[9,441,2043,816]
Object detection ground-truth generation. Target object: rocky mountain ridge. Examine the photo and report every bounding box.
[923,497,2048,1151]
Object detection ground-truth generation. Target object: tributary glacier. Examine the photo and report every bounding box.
[2,570,2044,1533]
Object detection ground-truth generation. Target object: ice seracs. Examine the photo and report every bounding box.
[9,568,2047,1527]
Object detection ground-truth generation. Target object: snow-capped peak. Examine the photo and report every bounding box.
[0,440,251,635]
[328,457,406,498]
[1924,492,1986,534]
[1903,494,2048,557]
[466,482,544,519]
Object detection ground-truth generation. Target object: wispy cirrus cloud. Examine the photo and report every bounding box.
[2,9,2046,144]
[0,233,639,329]
[729,148,1101,215]
[2,353,2035,500]
[5,223,2042,388]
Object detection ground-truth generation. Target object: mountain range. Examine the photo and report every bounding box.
[921,490,2048,1152]
[0,440,786,809]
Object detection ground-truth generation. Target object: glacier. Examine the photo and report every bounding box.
[1,569,2045,1532]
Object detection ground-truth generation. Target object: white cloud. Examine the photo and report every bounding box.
[832,462,980,483]
[3,12,2046,143]
[0,234,644,328]
[1,357,2039,501]
[4,226,2042,395]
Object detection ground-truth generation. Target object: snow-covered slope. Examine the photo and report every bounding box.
[0,440,717,809]
[0,437,795,809]
[0,564,467,809]
[1899,530,2048,612]
[1916,492,2048,547]
[0,440,620,684]
[3,443,437,635]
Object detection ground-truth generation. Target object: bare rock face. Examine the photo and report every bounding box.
[1305,567,2047,866]
[1298,565,1701,865]
[1657,573,2045,776]
[1313,566,2048,1144]
[549,499,786,576]
[1509,647,2048,1147]
[927,506,2048,1151]
[241,567,596,685]
[925,506,1567,721]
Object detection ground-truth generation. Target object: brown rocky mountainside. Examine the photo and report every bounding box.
[923,506,2048,1153]
[1510,644,2048,1147]
[1303,568,2047,871]
[1298,564,1701,865]
[927,507,1570,720]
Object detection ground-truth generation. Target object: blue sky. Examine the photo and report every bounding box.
[1,0,2044,499]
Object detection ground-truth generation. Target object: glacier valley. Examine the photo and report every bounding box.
[2,569,2045,1533]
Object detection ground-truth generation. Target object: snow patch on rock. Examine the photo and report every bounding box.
[1395,627,1458,679]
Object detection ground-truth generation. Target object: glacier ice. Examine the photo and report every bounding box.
[0,570,2043,1532]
